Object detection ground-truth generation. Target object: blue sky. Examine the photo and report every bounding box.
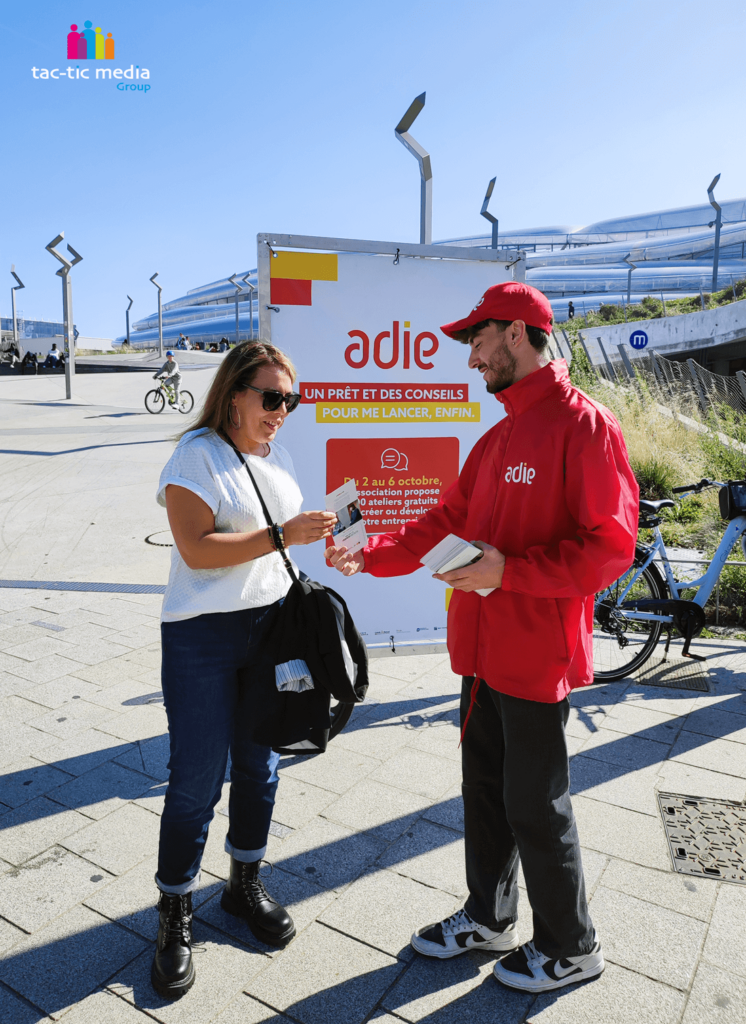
[4,0,746,338]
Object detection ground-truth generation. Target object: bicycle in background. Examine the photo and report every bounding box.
[593,478,746,681]
[145,377,194,415]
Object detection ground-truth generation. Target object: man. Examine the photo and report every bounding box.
[154,351,181,406]
[43,343,62,368]
[568,300,575,320]
[326,282,638,993]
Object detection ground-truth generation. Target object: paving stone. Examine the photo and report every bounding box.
[97,704,168,743]
[270,816,387,891]
[0,796,90,866]
[656,760,746,802]
[681,962,746,1024]
[368,655,438,683]
[0,846,112,931]
[683,704,746,745]
[3,636,79,662]
[0,904,148,1018]
[0,723,61,769]
[702,883,746,980]
[210,993,295,1023]
[601,702,684,742]
[0,669,31,698]
[54,623,118,645]
[395,673,462,701]
[403,705,462,761]
[57,988,152,1023]
[68,658,152,687]
[108,919,267,1024]
[104,625,163,649]
[85,678,163,711]
[0,623,57,648]
[331,704,420,759]
[378,819,466,897]
[570,756,660,816]
[322,779,431,841]
[621,686,704,717]
[114,734,170,781]
[565,704,611,740]
[0,984,48,1024]
[527,960,685,1024]
[369,748,461,799]
[278,746,382,795]
[49,761,154,820]
[118,648,161,671]
[52,639,134,667]
[247,921,403,1024]
[572,795,671,870]
[33,728,133,777]
[382,947,533,1023]
[270,776,337,830]
[422,786,464,832]
[0,757,72,809]
[62,802,160,875]
[85,855,223,939]
[132,780,168,816]
[0,916,26,955]
[578,727,671,771]
[25,699,124,740]
[22,676,103,710]
[589,885,705,989]
[668,730,746,778]
[599,857,717,921]
[319,867,461,958]
[0,694,52,722]
[196,865,336,952]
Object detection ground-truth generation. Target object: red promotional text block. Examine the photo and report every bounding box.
[326,437,459,532]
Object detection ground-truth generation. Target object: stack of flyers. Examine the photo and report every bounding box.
[326,480,368,554]
[420,534,495,597]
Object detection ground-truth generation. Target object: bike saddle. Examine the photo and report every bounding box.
[639,499,675,513]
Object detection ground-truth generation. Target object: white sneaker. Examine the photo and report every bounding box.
[493,937,605,992]
[411,908,519,959]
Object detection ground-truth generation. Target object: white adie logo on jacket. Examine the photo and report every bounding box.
[505,463,535,484]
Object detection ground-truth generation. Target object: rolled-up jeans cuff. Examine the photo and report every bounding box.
[155,871,201,896]
[225,836,267,863]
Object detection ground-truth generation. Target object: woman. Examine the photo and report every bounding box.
[152,341,336,1000]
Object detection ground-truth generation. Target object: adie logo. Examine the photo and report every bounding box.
[505,462,535,485]
[67,21,115,59]
[345,321,439,371]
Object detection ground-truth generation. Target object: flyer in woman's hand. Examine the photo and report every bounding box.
[326,480,368,554]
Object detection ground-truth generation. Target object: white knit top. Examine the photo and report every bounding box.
[156,429,303,622]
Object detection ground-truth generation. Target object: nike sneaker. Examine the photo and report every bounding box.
[493,937,605,991]
[411,908,519,959]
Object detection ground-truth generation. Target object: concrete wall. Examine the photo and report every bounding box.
[579,298,746,368]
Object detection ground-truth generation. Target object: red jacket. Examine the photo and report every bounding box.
[363,361,639,703]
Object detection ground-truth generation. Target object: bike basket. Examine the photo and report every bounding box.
[719,480,746,520]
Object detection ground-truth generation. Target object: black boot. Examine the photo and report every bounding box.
[151,891,196,1000]
[221,857,295,947]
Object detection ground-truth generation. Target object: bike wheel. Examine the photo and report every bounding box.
[329,701,354,740]
[144,389,165,414]
[593,547,666,682]
[177,391,194,414]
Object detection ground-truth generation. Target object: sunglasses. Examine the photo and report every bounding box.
[245,384,302,413]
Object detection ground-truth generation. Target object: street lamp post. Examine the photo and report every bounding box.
[150,273,163,359]
[480,177,498,249]
[45,233,82,400]
[708,173,722,293]
[623,253,637,304]
[125,295,133,346]
[10,266,24,347]
[395,92,432,245]
[242,273,255,340]
[228,273,242,345]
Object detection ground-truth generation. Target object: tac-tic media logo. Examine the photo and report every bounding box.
[31,21,151,91]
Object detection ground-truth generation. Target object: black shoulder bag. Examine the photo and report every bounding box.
[223,435,368,755]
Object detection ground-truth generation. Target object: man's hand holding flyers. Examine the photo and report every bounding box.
[325,544,365,575]
[432,540,505,592]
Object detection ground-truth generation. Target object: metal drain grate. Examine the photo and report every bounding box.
[633,657,710,691]
[0,580,166,595]
[658,793,746,883]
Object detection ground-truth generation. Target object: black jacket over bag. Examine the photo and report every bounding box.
[224,436,368,755]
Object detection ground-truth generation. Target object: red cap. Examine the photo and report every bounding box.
[441,282,553,338]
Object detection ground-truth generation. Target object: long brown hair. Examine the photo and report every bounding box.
[179,340,296,440]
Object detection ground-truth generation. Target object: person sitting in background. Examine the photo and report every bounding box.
[43,343,62,368]
[21,351,38,374]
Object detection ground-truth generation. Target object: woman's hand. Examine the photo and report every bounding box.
[325,545,365,576]
[283,511,337,547]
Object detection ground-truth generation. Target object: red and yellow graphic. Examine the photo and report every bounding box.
[270,252,338,306]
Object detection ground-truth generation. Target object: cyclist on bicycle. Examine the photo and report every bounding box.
[154,351,182,407]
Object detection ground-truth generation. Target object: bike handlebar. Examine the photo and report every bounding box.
[671,478,722,494]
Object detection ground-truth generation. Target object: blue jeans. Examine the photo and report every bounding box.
[156,604,281,895]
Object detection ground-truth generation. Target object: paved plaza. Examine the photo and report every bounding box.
[0,372,745,1022]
